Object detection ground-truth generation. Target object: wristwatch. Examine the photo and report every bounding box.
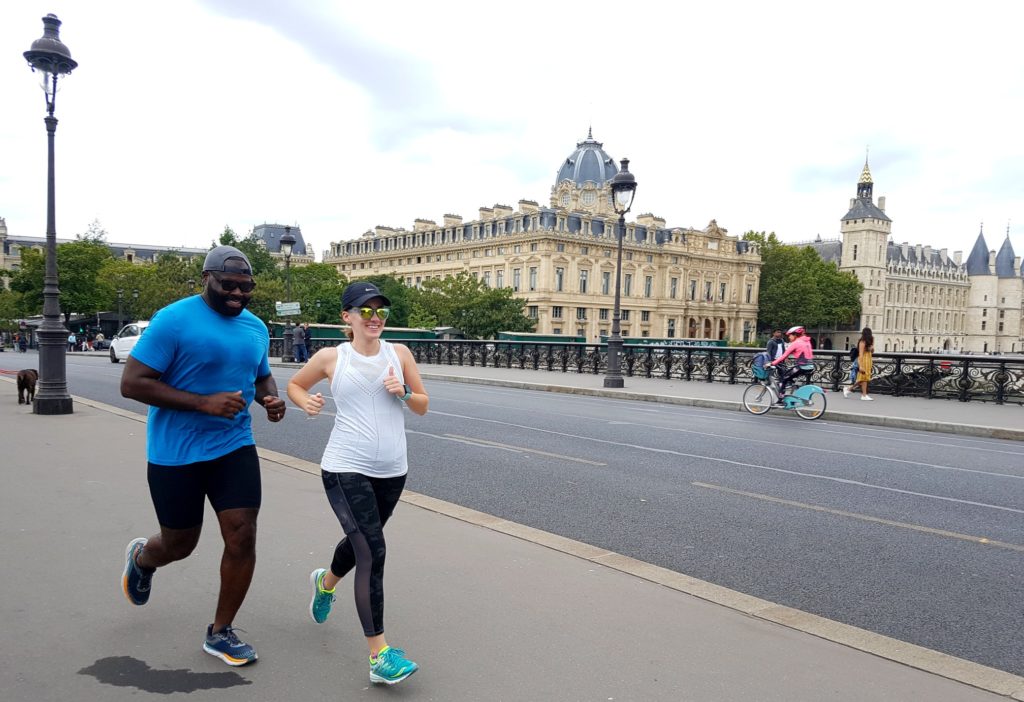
[399,384,413,402]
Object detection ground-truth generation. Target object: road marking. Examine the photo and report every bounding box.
[430,409,1024,515]
[692,482,1024,553]
[442,433,606,465]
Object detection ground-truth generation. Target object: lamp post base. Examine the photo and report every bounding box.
[603,376,624,389]
[34,396,74,415]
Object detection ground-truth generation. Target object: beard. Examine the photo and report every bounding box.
[205,291,250,317]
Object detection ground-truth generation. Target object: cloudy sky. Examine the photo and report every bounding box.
[3,1,1022,262]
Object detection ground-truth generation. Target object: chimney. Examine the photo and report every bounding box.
[878,196,886,212]
[850,198,856,209]
[953,250,962,265]
[901,242,909,260]
[923,245,931,262]
[518,199,539,214]
[939,248,948,263]
[413,218,436,232]
[915,244,923,262]
[478,206,494,221]
[443,214,462,228]
[989,250,997,270]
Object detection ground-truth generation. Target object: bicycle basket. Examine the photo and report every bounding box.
[752,352,770,380]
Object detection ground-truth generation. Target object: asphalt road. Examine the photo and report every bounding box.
[52,352,1024,677]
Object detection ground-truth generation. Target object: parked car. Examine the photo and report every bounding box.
[109,321,150,363]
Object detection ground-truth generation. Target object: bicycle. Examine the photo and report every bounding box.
[743,359,827,420]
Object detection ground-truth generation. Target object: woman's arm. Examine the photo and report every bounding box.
[286,347,335,417]
[395,344,429,416]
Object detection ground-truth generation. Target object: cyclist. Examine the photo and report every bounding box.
[769,325,815,402]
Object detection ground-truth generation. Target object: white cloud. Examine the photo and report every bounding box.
[2,0,1022,262]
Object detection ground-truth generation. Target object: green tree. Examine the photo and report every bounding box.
[96,259,152,325]
[743,231,861,333]
[245,274,286,325]
[288,263,347,324]
[0,288,22,336]
[411,272,535,339]
[10,238,114,324]
[349,274,412,328]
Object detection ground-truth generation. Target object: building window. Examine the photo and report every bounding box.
[482,271,491,287]
[667,319,676,338]
[998,322,1004,332]
[644,276,653,297]
[625,252,633,261]
[556,243,565,252]
[579,269,589,293]
[528,305,538,318]
[529,267,537,291]
[555,267,565,292]
[552,306,563,319]
[530,243,538,252]
[624,274,633,296]
[576,307,587,320]
[689,280,697,300]
[641,310,650,322]
[720,283,727,301]
[601,271,611,295]
[580,246,589,254]
[484,248,493,256]
[982,321,986,330]
[670,277,678,299]
[496,270,504,288]
[746,284,752,303]
[553,328,563,334]
[982,309,987,317]
[705,281,712,301]
[599,308,609,320]
[621,310,631,321]
[853,244,858,261]
[513,268,521,292]
[513,244,521,253]
[646,255,653,263]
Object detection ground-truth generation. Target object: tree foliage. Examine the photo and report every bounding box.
[10,238,114,323]
[743,231,862,332]
[217,226,277,276]
[411,272,535,339]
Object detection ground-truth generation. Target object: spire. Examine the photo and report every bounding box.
[856,153,874,201]
[859,148,873,184]
[964,225,992,275]
[995,231,1017,278]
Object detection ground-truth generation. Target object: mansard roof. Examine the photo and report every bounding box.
[253,223,311,256]
[994,236,1017,278]
[964,230,991,275]
[841,197,891,223]
[886,242,962,270]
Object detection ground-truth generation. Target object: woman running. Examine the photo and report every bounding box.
[286,282,428,686]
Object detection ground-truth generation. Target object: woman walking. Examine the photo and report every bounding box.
[844,327,874,400]
[286,282,428,686]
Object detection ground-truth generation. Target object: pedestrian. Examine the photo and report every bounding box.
[292,321,307,363]
[67,332,76,352]
[844,327,874,400]
[766,328,786,364]
[18,333,27,352]
[286,281,428,686]
[119,245,286,667]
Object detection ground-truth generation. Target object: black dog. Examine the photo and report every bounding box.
[17,369,38,405]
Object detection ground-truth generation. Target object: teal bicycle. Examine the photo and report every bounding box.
[743,353,827,420]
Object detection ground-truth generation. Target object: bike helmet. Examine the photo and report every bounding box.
[786,325,805,336]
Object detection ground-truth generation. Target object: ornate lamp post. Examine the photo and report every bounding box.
[24,14,77,414]
[603,158,638,389]
[281,226,296,363]
[116,289,124,331]
[131,289,139,322]
[186,278,195,297]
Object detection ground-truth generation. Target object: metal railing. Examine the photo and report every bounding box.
[269,338,1024,405]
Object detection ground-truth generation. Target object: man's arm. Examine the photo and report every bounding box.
[121,356,247,418]
[255,373,286,422]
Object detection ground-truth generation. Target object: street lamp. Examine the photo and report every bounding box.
[186,278,195,297]
[24,14,77,415]
[131,289,139,322]
[603,158,638,389]
[116,289,124,331]
[280,226,296,363]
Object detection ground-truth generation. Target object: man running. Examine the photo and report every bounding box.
[119,245,286,666]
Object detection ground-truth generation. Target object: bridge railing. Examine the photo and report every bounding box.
[269,338,1024,405]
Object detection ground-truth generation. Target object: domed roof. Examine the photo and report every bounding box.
[556,129,618,187]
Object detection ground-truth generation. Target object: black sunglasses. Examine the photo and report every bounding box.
[211,272,256,293]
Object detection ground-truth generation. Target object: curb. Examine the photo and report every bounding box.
[417,372,1024,442]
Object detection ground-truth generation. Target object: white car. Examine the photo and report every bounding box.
[109,321,150,363]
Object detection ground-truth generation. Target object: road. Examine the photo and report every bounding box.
[48,351,1024,677]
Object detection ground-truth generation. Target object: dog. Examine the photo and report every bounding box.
[17,369,38,405]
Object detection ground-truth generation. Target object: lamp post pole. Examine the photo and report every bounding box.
[281,226,296,363]
[131,289,139,322]
[116,289,124,331]
[24,14,77,415]
[604,158,638,389]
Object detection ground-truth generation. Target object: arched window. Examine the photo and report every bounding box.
[703,318,712,339]
[718,319,727,340]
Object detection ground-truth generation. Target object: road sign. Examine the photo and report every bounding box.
[275,301,301,316]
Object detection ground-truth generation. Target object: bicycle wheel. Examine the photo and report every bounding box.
[742,383,773,414]
[795,390,827,420]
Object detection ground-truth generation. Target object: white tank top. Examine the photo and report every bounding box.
[320,340,408,477]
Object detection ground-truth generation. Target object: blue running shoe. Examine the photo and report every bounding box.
[309,568,336,624]
[369,646,418,685]
[203,625,258,666]
[122,537,154,605]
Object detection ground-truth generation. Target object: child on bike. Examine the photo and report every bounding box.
[770,326,815,402]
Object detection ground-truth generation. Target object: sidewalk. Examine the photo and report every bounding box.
[3,383,1023,700]
[271,358,1024,441]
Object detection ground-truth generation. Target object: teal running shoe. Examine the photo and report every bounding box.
[308,568,336,624]
[370,646,418,685]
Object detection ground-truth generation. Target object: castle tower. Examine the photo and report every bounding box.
[839,158,891,335]
[963,227,997,353]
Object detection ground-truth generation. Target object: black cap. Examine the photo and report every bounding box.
[203,245,252,274]
[342,282,391,310]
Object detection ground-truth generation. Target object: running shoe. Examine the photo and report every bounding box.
[369,646,418,685]
[842,386,851,398]
[122,537,154,605]
[203,625,258,666]
[309,568,336,624]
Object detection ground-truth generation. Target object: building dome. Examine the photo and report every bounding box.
[555,129,618,187]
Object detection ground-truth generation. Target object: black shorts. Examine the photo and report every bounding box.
[147,444,261,529]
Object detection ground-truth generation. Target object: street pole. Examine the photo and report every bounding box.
[281,226,296,363]
[24,15,78,414]
[603,158,637,389]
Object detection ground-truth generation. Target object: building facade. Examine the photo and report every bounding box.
[322,133,762,342]
[252,223,314,267]
[809,162,1023,354]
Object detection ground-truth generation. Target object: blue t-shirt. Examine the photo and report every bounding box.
[130,295,271,466]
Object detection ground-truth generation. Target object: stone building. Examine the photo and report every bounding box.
[807,162,1023,354]
[322,132,762,342]
[252,223,314,267]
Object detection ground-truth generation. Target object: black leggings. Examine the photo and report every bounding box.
[321,471,406,637]
[778,365,813,395]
